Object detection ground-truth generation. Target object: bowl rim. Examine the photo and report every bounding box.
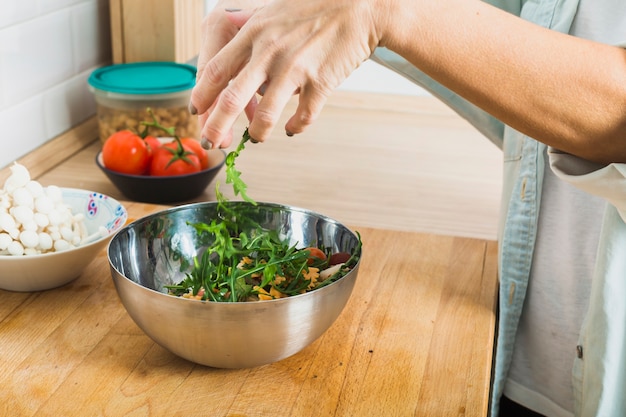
[1,187,128,260]
[108,200,362,305]
[95,149,226,179]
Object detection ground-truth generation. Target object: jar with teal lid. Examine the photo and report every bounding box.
[88,62,198,143]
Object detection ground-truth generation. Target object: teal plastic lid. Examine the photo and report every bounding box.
[88,62,196,95]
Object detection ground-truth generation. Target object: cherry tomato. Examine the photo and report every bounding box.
[102,130,151,175]
[149,142,201,176]
[143,136,161,153]
[304,247,327,265]
[180,138,209,170]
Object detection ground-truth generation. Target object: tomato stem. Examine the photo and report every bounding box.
[140,107,197,168]
[140,107,178,139]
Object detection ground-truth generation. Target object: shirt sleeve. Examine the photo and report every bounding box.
[548,147,626,222]
[371,47,506,149]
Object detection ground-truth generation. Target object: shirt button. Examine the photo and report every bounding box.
[576,345,584,359]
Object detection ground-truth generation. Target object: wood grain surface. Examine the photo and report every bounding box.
[0,201,497,417]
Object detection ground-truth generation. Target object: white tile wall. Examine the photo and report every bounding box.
[0,0,111,169]
[0,95,46,164]
[0,3,39,30]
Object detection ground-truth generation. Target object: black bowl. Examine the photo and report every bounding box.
[96,150,226,204]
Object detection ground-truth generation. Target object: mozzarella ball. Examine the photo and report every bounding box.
[12,187,33,208]
[0,233,11,250]
[38,233,53,251]
[7,240,25,256]
[0,163,89,256]
[19,230,39,248]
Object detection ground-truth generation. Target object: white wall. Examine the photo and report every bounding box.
[0,0,111,169]
[339,60,427,96]
[0,0,424,170]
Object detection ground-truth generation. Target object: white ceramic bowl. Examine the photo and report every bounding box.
[0,188,127,292]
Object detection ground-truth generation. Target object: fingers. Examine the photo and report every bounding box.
[192,11,241,113]
[284,85,328,136]
[191,0,376,147]
[199,99,234,149]
[190,6,255,117]
[192,8,264,148]
[198,56,330,146]
[198,60,268,148]
[193,5,260,148]
[246,78,298,142]
[223,8,255,28]
[244,95,258,122]
[191,43,247,117]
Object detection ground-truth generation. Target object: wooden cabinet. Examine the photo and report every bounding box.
[109,0,204,63]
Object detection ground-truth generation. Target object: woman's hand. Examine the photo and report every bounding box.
[189,0,382,149]
[192,0,626,163]
[191,1,264,149]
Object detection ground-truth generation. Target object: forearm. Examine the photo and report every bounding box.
[377,0,626,164]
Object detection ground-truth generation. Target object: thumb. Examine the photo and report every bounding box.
[224,8,257,29]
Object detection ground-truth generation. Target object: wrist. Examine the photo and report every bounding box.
[374,0,419,50]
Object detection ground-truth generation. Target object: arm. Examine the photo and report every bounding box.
[190,0,626,164]
[382,0,626,165]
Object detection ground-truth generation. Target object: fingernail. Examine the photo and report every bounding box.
[250,138,259,144]
[225,8,242,12]
[286,131,294,137]
[188,102,197,115]
[201,137,213,150]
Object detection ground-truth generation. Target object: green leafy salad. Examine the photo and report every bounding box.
[165,129,362,302]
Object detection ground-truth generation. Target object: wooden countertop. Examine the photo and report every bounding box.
[1,201,498,416]
[0,91,501,416]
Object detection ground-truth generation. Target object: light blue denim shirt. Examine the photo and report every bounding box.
[372,1,626,416]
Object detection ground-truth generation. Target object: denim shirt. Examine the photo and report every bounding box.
[372,1,626,416]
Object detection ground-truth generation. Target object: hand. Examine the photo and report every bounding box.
[191,0,265,149]
[189,0,381,148]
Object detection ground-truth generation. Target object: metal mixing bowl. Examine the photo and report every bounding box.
[107,201,362,368]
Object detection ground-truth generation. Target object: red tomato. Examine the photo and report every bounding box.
[149,142,201,176]
[143,136,161,153]
[180,138,209,170]
[102,130,152,175]
[304,247,327,265]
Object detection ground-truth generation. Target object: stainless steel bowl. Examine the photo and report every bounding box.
[107,201,361,368]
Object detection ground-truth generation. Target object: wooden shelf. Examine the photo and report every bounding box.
[109,0,204,64]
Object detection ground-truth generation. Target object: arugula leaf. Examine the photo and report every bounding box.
[224,128,256,205]
[163,128,362,303]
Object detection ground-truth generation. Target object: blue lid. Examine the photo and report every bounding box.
[88,62,196,94]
